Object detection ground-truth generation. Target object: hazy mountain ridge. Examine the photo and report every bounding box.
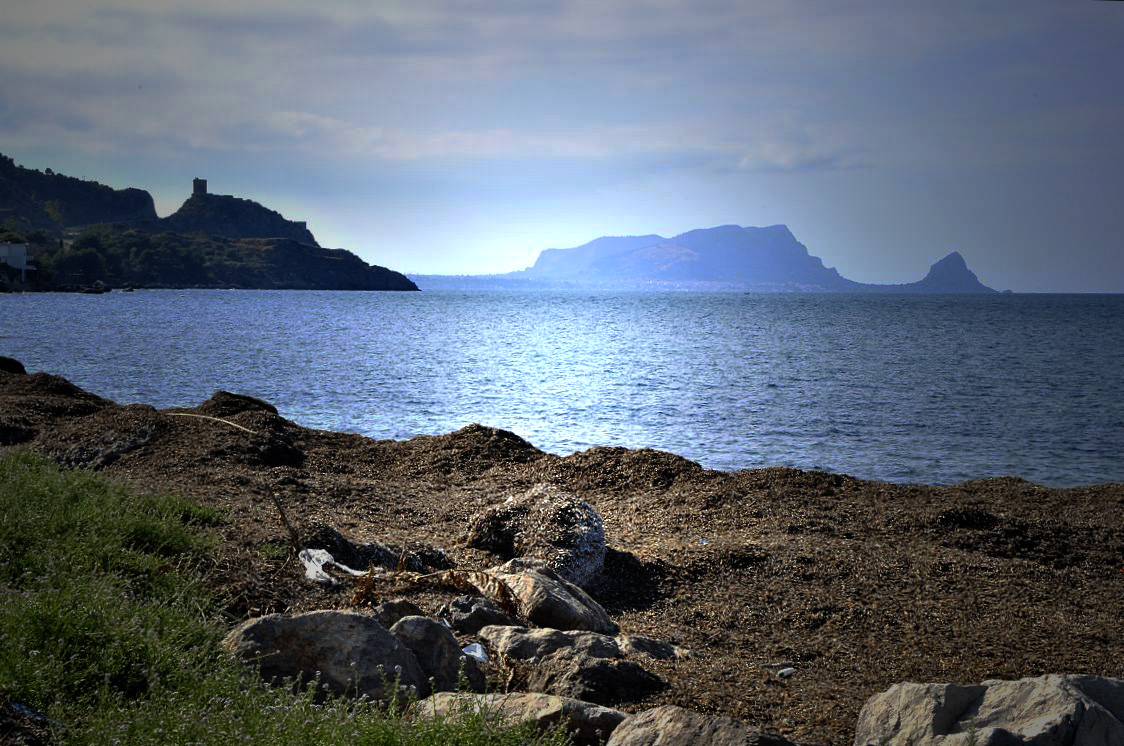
[504,224,998,293]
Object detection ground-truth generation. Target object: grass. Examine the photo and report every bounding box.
[0,452,572,745]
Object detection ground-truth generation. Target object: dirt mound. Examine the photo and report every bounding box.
[0,369,109,418]
[0,356,27,375]
[384,424,547,481]
[532,446,705,492]
[192,390,280,418]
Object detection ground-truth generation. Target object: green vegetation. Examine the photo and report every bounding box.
[0,453,570,745]
[32,226,268,288]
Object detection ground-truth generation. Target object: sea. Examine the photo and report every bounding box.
[2,288,1122,487]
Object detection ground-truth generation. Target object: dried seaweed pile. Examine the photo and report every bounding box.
[2,363,1123,744]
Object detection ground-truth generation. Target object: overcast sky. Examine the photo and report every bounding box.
[2,1,1122,291]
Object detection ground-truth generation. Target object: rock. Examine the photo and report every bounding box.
[607,705,796,746]
[481,624,687,665]
[618,634,691,661]
[389,615,484,694]
[478,625,622,661]
[0,700,54,746]
[372,598,426,629]
[221,610,425,700]
[489,558,618,634]
[479,625,667,706]
[439,595,521,634]
[416,691,628,746]
[0,357,27,375]
[853,674,1124,746]
[465,483,607,586]
[526,652,664,706]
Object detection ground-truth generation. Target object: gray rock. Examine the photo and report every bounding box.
[439,595,521,634]
[465,484,607,586]
[478,625,622,660]
[526,652,664,706]
[607,705,795,746]
[389,615,484,694]
[489,558,618,633]
[853,674,1124,746]
[221,610,425,700]
[618,634,692,661]
[416,691,627,746]
[372,598,426,629]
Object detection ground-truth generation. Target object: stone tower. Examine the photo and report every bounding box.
[192,177,207,197]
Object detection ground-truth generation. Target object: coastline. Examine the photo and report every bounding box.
[2,359,1123,744]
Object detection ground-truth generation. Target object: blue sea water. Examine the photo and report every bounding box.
[2,289,1122,487]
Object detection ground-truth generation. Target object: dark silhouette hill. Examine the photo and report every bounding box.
[0,153,157,235]
[158,180,319,245]
[0,155,416,291]
[18,227,418,291]
[505,224,997,293]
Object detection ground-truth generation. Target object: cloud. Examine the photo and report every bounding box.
[2,1,1120,182]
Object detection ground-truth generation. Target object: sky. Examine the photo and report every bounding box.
[1,1,1122,292]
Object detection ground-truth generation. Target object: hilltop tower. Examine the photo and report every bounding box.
[192,177,207,197]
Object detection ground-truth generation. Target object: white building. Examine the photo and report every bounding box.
[0,243,36,282]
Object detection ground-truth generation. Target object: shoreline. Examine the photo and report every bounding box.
[3,360,1123,744]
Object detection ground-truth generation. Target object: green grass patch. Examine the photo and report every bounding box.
[0,452,571,745]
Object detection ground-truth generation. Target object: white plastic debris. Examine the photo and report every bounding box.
[462,643,488,664]
[298,548,367,585]
[777,667,796,679]
[698,538,711,546]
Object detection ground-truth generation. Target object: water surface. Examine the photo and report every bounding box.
[3,289,1121,486]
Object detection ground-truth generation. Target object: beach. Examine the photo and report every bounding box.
[3,361,1122,744]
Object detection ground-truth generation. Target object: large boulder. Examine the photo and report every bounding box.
[221,610,425,700]
[465,484,607,586]
[479,625,689,663]
[389,615,485,694]
[416,691,627,746]
[526,653,664,706]
[478,626,667,706]
[607,705,795,746]
[488,558,617,634]
[853,674,1124,746]
[479,625,622,661]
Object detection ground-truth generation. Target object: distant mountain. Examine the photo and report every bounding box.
[908,251,995,293]
[497,224,997,293]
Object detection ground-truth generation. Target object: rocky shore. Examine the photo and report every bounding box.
[2,357,1122,744]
